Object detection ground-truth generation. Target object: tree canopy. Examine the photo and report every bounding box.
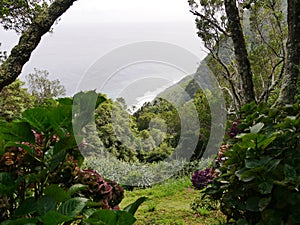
[189,0,300,109]
[26,68,66,104]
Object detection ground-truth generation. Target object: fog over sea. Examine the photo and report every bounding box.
[1,21,207,107]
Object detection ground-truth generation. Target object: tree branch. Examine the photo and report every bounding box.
[0,0,78,91]
[258,59,284,103]
[210,51,242,109]
[190,10,230,37]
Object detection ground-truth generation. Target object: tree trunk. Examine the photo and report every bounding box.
[224,0,256,105]
[0,0,77,91]
[277,0,300,105]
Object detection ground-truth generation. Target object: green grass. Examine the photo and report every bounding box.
[120,177,225,225]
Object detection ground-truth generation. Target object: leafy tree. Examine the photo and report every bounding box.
[189,0,256,106]
[0,0,78,91]
[0,79,34,121]
[191,89,211,160]
[0,0,48,32]
[95,98,139,162]
[189,0,299,108]
[26,68,66,104]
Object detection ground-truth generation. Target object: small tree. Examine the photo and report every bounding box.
[0,79,34,121]
[26,68,66,104]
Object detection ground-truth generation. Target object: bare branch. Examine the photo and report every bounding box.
[190,10,230,37]
[258,59,284,102]
[209,49,242,108]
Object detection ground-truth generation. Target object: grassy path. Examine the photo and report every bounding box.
[119,177,225,225]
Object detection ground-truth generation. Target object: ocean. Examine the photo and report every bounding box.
[1,21,207,106]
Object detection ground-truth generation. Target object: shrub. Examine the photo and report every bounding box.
[190,144,229,190]
[0,91,145,224]
[84,154,212,189]
[205,103,300,224]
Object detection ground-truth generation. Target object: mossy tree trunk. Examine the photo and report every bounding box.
[277,0,300,105]
[0,0,77,91]
[224,0,256,105]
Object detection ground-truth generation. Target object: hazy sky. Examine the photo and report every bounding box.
[1,0,207,96]
[61,0,196,23]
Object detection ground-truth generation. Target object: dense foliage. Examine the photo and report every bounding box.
[189,0,300,108]
[0,91,145,224]
[0,79,34,121]
[0,0,49,32]
[0,71,66,122]
[198,103,300,224]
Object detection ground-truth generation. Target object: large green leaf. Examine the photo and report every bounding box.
[84,210,136,225]
[123,197,147,216]
[0,172,15,195]
[41,210,73,225]
[258,180,273,194]
[0,122,35,143]
[37,196,57,216]
[73,91,97,130]
[72,91,106,133]
[284,164,297,181]
[235,168,256,182]
[264,158,281,172]
[245,157,272,169]
[258,132,278,149]
[84,210,116,225]
[22,108,51,132]
[250,122,264,134]
[116,211,137,225]
[57,97,73,106]
[44,184,71,202]
[45,148,66,171]
[0,218,39,225]
[52,136,77,155]
[58,197,88,217]
[14,197,37,217]
[48,105,72,138]
[67,184,89,196]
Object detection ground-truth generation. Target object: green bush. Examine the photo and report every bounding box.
[205,103,300,224]
[0,91,145,225]
[84,154,212,189]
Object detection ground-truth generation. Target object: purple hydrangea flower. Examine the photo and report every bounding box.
[228,121,240,138]
[191,167,217,190]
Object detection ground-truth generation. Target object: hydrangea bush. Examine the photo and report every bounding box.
[191,167,218,190]
[191,144,229,190]
[204,103,300,224]
[0,91,145,225]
